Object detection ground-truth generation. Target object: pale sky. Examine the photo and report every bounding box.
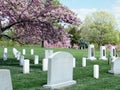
[60,0,120,26]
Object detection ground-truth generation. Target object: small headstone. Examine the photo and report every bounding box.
[45,50,53,59]
[99,46,107,60]
[31,49,34,55]
[0,69,13,90]
[34,55,39,64]
[43,52,76,89]
[23,59,30,74]
[93,65,99,79]
[4,48,8,53]
[108,57,120,75]
[3,53,7,61]
[13,48,18,58]
[42,59,48,71]
[22,49,26,55]
[87,44,96,60]
[73,57,76,68]
[20,55,24,66]
[42,50,53,71]
[17,52,21,60]
[110,46,116,60]
[3,48,8,61]
[82,57,86,67]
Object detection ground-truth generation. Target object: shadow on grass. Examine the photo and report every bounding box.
[0,58,19,66]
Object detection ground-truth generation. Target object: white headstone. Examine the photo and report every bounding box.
[87,44,96,60]
[20,55,24,66]
[23,59,30,74]
[13,48,18,58]
[34,55,39,64]
[93,65,99,79]
[31,49,34,55]
[17,52,21,60]
[0,69,13,90]
[73,57,76,68]
[3,48,8,61]
[22,49,26,55]
[82,57,86,67]
[4,48,8,53]
[42,50,53,71]
[43,52,76,89]
[110,46,116,60]
[45,50,53,59]
[99,46,107,60]
[108,57,120,75]
[3,53,7,61]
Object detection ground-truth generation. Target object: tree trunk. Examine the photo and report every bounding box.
[41,40,44,48]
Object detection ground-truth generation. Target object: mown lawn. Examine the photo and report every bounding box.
[0,46,120,90]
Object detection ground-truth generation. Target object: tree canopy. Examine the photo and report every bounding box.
[0,0,81,44]
[80,10,120,47]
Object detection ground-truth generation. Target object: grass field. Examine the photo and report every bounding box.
[0,46,120,90]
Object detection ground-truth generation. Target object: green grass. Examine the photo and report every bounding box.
[0,46,120,90]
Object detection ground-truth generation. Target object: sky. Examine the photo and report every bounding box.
[59,0,120,26]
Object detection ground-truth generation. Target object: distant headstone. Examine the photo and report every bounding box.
[45,50,53,59]
[87,44,96,60]
[108,57,120,75]
[42,50,53,71]
[4,48,8,53]
[22,49,26,55]
[3,48,8,61]
[20,55,24,66]
[73,57,76,68]
[99,46,107,60]
[43,52,76,89]
[13,48,18,58]
[17,52,21,60]
[93,65,99,79]
[3,53,7,61]
[34,55,39,64]
[110,46,117,60]
[23,59,30,74]
[0,69,13,90]
[31,49,34,55]
[82,57,86,67]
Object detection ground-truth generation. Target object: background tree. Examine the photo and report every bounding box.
[0,0,81,46]
[68,26,81,47]
[80,11,120,48]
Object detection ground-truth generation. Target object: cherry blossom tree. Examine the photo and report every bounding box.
[0,0,81,46]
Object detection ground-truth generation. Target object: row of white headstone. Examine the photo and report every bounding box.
[3,48,35,61]
[22,49,34,55]
[87,44,117,60]
[84,44,120,75]
[3,48,39,74]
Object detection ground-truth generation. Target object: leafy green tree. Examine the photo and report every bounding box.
[68,26,81,47]
[80,11,120,48]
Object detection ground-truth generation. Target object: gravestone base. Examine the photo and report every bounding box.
[111,57,117,61]
[87,57,96,60]
[43,80,76,89]
[108,69,120,75]
[108,70,114,74]
[99,57,107,60]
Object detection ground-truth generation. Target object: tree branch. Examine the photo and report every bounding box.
[0,34,24,45]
